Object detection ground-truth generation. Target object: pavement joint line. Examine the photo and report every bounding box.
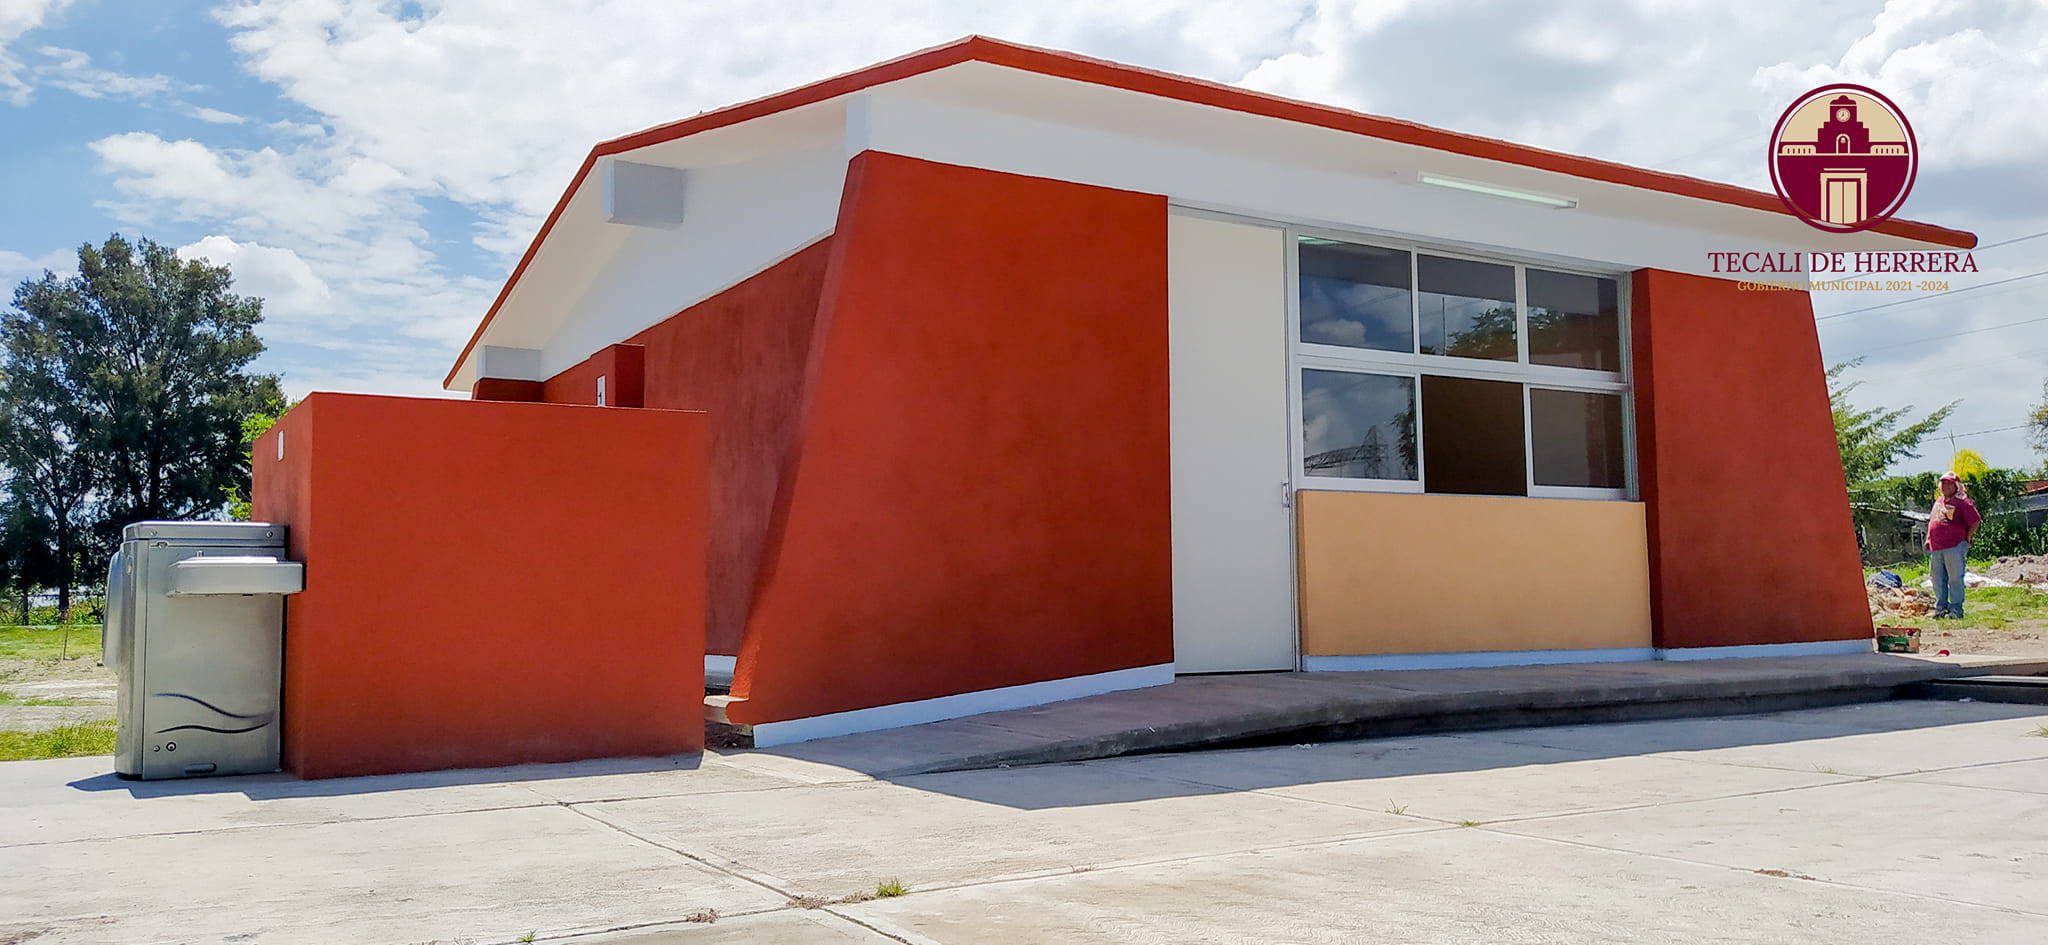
[815,907,929,945]
[1476,820,2048,921]
[0,797,562,850]
[499,904,804,944]
[1372,775,1879,828]
[560,801,819,905]
[878,821,1458,899]
[513,777,852,807]
[820,907,945,945]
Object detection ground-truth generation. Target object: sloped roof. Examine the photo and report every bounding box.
[447,35,1978,388]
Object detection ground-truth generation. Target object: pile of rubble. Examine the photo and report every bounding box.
[1868,584,1935,619]
[1984,555,2048,586]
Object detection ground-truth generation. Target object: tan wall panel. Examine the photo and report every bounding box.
[1298,491,1652,656]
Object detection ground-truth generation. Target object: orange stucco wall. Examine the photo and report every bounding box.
[1297,491,1652,656]
[722,152,1173,725]
[1631,269,1872,648]
[545,242,832,657]
[252,393,707,778]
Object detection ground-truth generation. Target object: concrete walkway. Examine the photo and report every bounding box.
[761,652,2048,777]
[5,697,2047,944]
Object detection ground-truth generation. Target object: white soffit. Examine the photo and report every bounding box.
[447,98,850,391]
[871,61,1954,262]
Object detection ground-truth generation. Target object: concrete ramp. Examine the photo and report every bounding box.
[756,654,2048,778]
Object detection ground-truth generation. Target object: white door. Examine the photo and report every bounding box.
[1168,213,1297,673]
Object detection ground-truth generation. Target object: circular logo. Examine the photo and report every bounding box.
[1768,84,1918,234]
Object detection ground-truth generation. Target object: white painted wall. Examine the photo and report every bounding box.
[1167,213,1298,673]
[854,83,1902,281]
[538,146,849,379]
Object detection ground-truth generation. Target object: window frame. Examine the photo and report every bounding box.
[1284,224,1636,502]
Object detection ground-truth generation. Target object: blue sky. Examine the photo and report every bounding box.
[3,0,2045,474]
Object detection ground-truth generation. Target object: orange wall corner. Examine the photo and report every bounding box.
[726,152,1173,726]
[252,393,709,778]
[1630,269,1872,650]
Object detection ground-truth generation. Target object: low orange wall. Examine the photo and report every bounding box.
[1297,491,1652,656]
[252,393,707,779]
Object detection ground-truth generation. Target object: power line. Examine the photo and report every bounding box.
[1838,314,2048,358]
[1815,268,2048,322]
[1942,423,2030,438]
[1977,230,2048,251]
[1837,345,2048,383]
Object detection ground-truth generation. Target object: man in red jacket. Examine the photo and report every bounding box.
[1926,471,1982,619]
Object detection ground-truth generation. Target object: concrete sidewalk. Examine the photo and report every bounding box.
[758,652,2048,777]
[5,697,2048,944]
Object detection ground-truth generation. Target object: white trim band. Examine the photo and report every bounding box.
[1304,647,1655,672]
[705,655,737,673]
[1655,639,1875,661]
[748,663,1175,747]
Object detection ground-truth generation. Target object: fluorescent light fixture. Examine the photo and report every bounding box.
[1416,173,1577,209]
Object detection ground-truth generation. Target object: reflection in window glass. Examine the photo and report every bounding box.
[1301,369,1417,480]
[1419,375,1526,496]
[1527,270,1621,371]
[1531,389,1626,488]
[1298,238,1413,353]
[1418,255,1517,361]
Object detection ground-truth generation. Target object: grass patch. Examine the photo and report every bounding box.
[2030,725,2048,738]
[1385,801,1408,815]
[1864,583,2048,631]
[0,689,87,707]
[1458,820,1484,828]
[875,878,908,898]
[0,720,116,761]
[0,625,105,662]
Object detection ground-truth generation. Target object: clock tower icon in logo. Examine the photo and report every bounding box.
[1769,85,1917,233]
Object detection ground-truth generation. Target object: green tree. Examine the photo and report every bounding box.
[226,398,293,521]
[0,311,101,619]
[1829,359,1956,486]
[2030,380,2048,466]
[3,234,282,615]
[0,494,62,622]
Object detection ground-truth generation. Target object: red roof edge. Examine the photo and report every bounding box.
[446,35,1978,388]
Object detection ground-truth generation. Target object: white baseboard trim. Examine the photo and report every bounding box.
[705,655,737,674]
[748,663,1175,748]
[1303,648,1656,672]
[1655,639,1875,661]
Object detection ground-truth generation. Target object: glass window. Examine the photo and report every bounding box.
[1420,375,1526,496]
[1301,369,1416,480]
[1418,255,1517,361]
[1530,389,1626,489]
[1527,269,1621,371]
[1298,238,1413,353]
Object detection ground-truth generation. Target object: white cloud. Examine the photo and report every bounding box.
[175,235,333,323]
[182,104,246,124]
[57,1,2042,449]
[0,246,74,283]
[31,45,183,100]
[0,0,72,104]
[1753,0,2048,172]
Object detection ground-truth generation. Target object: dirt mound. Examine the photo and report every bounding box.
[1984,555,2048,585]
[1868,585,1934,619]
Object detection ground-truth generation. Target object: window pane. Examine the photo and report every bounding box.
[1420,375,1526,496]
[1530,389,1626,488]
[1418,255,1517,361]
[1302,369,1416,480]
[1298,238,1413,352]
[1527,269,1621,371]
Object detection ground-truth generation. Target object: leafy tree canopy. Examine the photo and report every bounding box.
[1829,359,1955,486]
[2,234,282,614]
